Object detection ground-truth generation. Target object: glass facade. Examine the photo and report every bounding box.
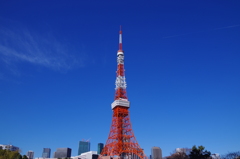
[54,148,71,158]
[78,141,90,155]
[26,151,34,159]
[42,148,51,158]
[97,143,104,154]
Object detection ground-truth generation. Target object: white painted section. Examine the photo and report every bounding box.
[115,76,127,89]
[117,54,124,64]
[119,34,122,43]
[111,99,130,109]
[117,51,124,56]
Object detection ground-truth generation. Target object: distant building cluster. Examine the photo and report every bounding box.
[0,141,101,159]
[27,140,104,159]
[1,143,221,159]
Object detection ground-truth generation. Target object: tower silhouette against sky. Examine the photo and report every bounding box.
[101,27,146,159]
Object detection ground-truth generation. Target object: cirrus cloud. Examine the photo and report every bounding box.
[0,25,86,75]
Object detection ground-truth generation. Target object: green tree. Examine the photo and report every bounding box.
[189,145,211,159]
[0,149,21,159]
[9,151,20,159]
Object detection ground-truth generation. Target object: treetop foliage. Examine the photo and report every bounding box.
[0,149,23,159]
[221,151,240,159]
[0,149,20,159]
[189,145,211,159]
[167,145,212,159]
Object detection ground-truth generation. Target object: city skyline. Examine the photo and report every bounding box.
[1,0,240,158]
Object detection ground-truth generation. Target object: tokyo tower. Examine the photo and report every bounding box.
[100,27,146,159]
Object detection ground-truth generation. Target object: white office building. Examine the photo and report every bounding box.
[0,144,19,151]
[72,151,98,159]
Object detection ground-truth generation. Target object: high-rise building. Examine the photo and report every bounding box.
[151,147,162,159]
[100,28,146,159]
[97,143,104,154]
[42,148,51,158]
[78,141,90,155]
[54,148,71,158]
[26,150,34,159]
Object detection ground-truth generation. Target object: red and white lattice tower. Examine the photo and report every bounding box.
[100,27,146,159]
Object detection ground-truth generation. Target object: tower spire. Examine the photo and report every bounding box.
[119,25,123,51]
[100,27,146,159]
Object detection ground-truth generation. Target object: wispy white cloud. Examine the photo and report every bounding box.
[214,24,240,30]
[162,32,194,39]
[0,26,86,75]
[162,24,240,39]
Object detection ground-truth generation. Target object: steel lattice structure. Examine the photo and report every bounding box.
[100,27,146,159]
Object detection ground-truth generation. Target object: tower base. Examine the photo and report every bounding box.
[101,106,146,159]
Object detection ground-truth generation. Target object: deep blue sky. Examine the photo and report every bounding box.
[0,0,240,158]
